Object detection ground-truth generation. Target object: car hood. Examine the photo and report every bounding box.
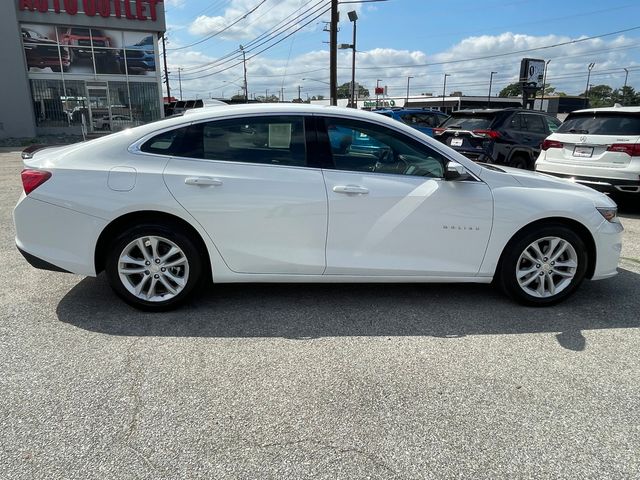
[479,164,616,207]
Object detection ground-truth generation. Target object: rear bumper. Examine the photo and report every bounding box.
[534,170,640,194]
[13,195,106,276]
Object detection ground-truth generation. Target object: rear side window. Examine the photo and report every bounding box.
[545,116,561,133]
[522,114,546,133]
[440,115,494,130]
[175,116,307,167]
[557,114,640,135]
[140,127,187,155]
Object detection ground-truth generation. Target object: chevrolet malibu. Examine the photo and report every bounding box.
[13,104,623,310]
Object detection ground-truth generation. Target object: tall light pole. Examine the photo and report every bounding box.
[348,10,358,108]
[442,73,450,112]
[487,71,497,108]
[406,76,413,107]
[539,59,551,111]
[584,62,595,108]
[178,67,183,101]
[161,33,171,100]
[240,45,248,102]
[329,0,338,106]
[623,67,629,105]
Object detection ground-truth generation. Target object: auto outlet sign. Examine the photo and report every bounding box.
[18,0,164,21]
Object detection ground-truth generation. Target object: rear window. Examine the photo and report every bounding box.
[557,113,640,135]
[440,115,494,130]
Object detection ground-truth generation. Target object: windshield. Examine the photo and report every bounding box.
[440,115,494,130]
[557,113,640,135]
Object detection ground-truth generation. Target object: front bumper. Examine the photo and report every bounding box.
[591,218,624,280]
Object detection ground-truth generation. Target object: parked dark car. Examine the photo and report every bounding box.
[434,108,562,169]
[21,28,70,72]
[374,108,448,136]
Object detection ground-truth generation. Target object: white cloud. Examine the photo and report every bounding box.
[166,32,639,100]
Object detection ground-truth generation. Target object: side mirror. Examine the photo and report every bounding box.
[444,161,469,181]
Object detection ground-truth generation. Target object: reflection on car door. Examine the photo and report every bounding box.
[319,117,493,276]
[163,116,328,275]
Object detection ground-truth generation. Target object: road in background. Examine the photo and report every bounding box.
[1,150,639,479]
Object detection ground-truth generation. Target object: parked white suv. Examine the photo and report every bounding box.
[535,106,640,195]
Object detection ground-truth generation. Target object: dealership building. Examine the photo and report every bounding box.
[0,0,166,140]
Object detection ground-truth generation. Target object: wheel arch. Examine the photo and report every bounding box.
[507,148,535,168]
[94,210,212,279]
[496,217,597,280]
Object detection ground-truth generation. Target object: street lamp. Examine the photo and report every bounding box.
[343,10,358,108]
[539,59,551,111]
[584,62,595,108]
[442,73,450,112]
[406,76,413,107]
[487,71,497,108]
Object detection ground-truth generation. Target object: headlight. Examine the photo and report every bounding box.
[596,207,617,222]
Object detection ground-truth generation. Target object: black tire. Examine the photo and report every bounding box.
[498,224,588,306]
[104,223,204,311]
[508,154,530,170]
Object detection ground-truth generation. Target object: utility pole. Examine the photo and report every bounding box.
[623,67,629,105]
[584,62,595,108]
[298,85,301,101]
[280,87,284,102]
[240,45,248,102]
[405,76,413,107]
[329,0,338,106]
[442,73,450,112]
[161,34,171,100]
[376,79,381,108]
[487,71,497,108]
[178,67,183,101]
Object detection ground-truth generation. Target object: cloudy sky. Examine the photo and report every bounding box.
[162,0,640,100]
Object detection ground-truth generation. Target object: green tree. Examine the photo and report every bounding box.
[337,82,370,99]
[612,86,640,106]
[587,84,614,108]
[498,82,521,97]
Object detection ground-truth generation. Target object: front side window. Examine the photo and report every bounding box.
[175,116,306,167]
[323,118,446,178]
[522,114,546,133]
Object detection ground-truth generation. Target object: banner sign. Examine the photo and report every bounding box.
[18,0,163,21]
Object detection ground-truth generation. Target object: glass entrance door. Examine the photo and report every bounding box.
[87,85,111,133]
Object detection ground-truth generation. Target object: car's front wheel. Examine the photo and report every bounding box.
[499,225,588,306]
[105,225,203,311]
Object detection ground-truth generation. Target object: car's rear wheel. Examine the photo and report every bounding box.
[508,154,530,170]
[105,224,203,311]
[499,225,588,306]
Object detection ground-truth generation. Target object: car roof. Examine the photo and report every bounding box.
[571,106,640,114]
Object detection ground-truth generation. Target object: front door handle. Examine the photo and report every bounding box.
[184,176,223,186]
[333,185,369,194]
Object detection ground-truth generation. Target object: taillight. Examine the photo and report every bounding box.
[433,128,445,135]
[541,139,563,150]
[21,169,51,195]
[607,143,640,156]
[472,129,501,139]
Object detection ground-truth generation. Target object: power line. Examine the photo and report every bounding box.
[168,0,269,51]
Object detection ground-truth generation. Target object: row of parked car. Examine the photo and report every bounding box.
[375,105,640,197]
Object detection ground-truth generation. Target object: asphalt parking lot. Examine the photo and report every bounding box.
[1,149,639,480]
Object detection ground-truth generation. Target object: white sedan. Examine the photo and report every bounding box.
[13,104,622,310]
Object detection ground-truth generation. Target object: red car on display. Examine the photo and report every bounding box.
[59,27,114,61]
[21,28,70,72]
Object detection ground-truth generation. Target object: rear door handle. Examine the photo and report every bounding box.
[333,185,369,194]
[184,176,223,186]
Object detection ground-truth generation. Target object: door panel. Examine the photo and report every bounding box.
[161,115,327,275]
[323,171,493,275]
[164,160,328,274]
